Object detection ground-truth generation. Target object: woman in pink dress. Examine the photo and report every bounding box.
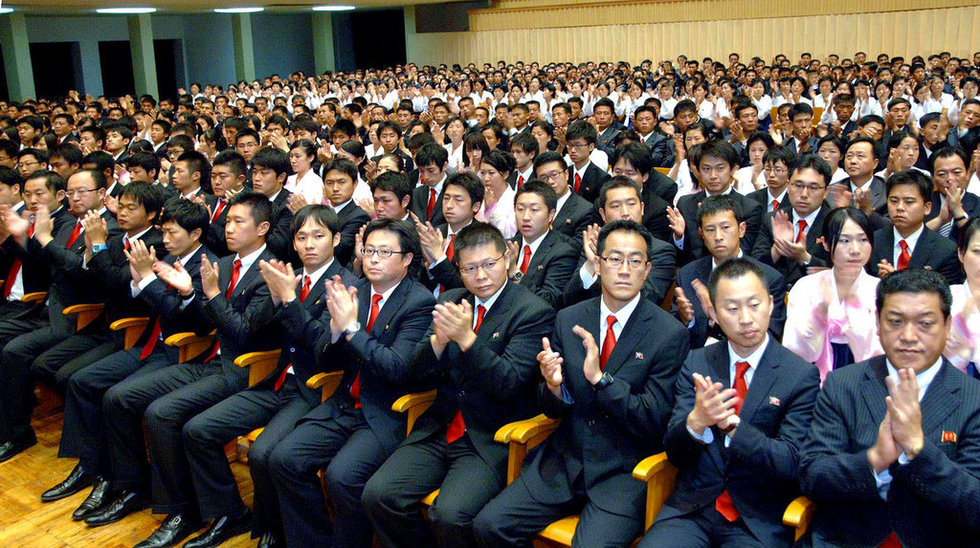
[946,218,980,377]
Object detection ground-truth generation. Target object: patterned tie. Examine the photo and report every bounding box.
[519,245,532,275]
[225,259,242,299]
[716,360,751,522]
[446,304,485,443]
[66,220,82,249]
[600,315,617,371]
[211,198,227,223]
[897,240,911,270]
[795,219,807,244]
[426,188,436,219]
[574,173,582,194]
[350,294,383,408]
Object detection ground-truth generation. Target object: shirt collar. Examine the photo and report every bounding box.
[268,189,282,203]
[333,199,353,214]
[767,188,787,204]
[426,174,447,194]
[893,223,924,251]
[599,290,642,331]
[520,231,548,255]
[12,200,24,211]
[555,189,571,213]
[517,166,533,182]
[711,249,744,271]
[177,244,203,266]
[886,356,943,402]
[125,226,153,243]
[181,187,202,200]
[792,206,822,228]
[234,244,267,275]
[304,258,333,289]
[371,276,400,306]
[474,280,507,314]
[728,334,770,372]
[573,161,592,178]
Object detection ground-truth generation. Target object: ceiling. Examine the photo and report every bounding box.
[3,0,467,14]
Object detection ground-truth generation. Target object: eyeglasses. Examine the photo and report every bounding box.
[600,255,649,270]
[537,169,566,181]
[459,254,504,276]
[789,182,826,193]
[763,166,787,175]
[360,247,406,259]
[66,188,99,198]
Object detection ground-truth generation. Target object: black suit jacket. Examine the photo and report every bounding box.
[135,246,219,350]
[552,192,592,247]
[204,196,231,258]
[305,275,436,454]
[403,282,554,483]
[867,225,963,285]
[676,190,763,265]
[266,189,296,264]
[659,340,819,547]
[334,200,371,267]
[596,126,620,157]
[411,183,447,227]
[521,297,689,517]
[0,206,72,303]
[571,163,610,204]
[784,135,820,156]
[747,188,791,214]
[644,131,675,168]
[673,254,786,349]
[510,231,578,309]
[828,176,887,214]
[562,236,676,308]
[86,228,168,323]
[750,205,832,287]
[800,356,980,548]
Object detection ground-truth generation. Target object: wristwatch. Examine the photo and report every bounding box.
[509,271,523,282]
[591,371,614,392]
[343,320,361,338]
[91,243,108,254]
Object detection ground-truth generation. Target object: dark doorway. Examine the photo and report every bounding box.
[154,39,183,102]
[0,44,9,102]
[99,40,135,98]
[350,9,405,69]
[30,42,80,100]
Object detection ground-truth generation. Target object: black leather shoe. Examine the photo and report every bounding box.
[70,478,111,521]
[83,490,147,527]
[0,433,37,464]
[41,463,93,502]
[256,532,282,548]
[133,513,203,548]
[182,510,253,548]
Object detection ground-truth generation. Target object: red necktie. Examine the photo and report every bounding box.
[274,275,316,391]
[795,219,807,244]
[897,240,910,270]
[426,188,436,220]
[519,244,531,275]
[66,221,82,249]
[124,238,131,251]
[350,294,383,408]
[771,199,779,212]
[517,175,525,189]
[140,318,162,360]
[716,360,751,521]
[211,198,227,223]
[3,222,30,299]
[438,234,455,295]
[299,275,311,303]
[600,315,616,371]
[574,173,582,194]
[225,259,242,299]
[880,533,902,548]
[446,304,485,443]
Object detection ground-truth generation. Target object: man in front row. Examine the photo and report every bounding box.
[641,259,820,547]
[474,220,690,546]
[800,269,980,547]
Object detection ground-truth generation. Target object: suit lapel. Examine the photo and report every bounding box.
[604,300,652,376]
[525,232,554,277]
[909,228,934,269]
[920,361,959,436]
[371,278,410,335]
[474,282,515,342]
[741,343,780,424]
[860,356,890,421]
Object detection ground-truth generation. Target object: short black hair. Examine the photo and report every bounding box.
[126,152,161,178]
[159,198,209,236]
[762,145,798,171]
[510,132,538,158]
[564,120,597,145]
[82,151,114,175]
[532,150,567,175]
[610,142,654,177]
[876,268,951,320]
[885,169,932,203]
[371,171,412,202]
[0,165,23,188]
[929,146,969,174]
[792,154,833,186]
[415,142,449,168]
[707,257,768,305]
[228,189,273,227]
[453,221,506,263]
[445,171,485,207]
[49,143,83,166]
[597,176,642,211]
[251,146,290,176]
[24,169,65,194]
[362,218,420,261]
[72,167,108,190]
[515,179,558,211]
[697,194,744,226]
[291,204,340,236]
[596,219,655,260]
[323,158,358,183]
[119,181,164,221]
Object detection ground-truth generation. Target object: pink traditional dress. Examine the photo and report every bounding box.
[946,283,980,378]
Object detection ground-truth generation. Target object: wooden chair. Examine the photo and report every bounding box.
[163,331,216,364]
[770,106,780,125]
[305,371,345,403]
[109,317,150,350]
[783,496,815,541]
[35,301,107,416]
[62,302,105,330]
[811,107,825,127]
[21,291,47,304]
[390,390,438,506]
[654,167,670,175]
[232,349,282,460]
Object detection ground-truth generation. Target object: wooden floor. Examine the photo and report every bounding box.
[0,409,257,548]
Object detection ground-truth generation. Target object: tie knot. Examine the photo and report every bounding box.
[606,315,617,329]
[372,294,383,306]
[234,259,242,269]
[735,360,750,378]
[797,219,807,229]
[900,239,909,251]
[524,244,531,255]
[477,304,486,315]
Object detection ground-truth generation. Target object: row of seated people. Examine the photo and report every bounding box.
[0,130,975,548]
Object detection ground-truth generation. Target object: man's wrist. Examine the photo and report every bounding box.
[456,330,478,352]
[686,414,706,436]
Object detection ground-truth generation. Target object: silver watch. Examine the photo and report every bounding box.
[343,320,362,337]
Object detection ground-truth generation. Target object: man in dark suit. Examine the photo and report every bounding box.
[410,142,450,227]
[608,142,675,242]
[249,146,295,262]
[751,155,834,288]
[0,169,120,463]
[323,158,371,268]
[44,201,213,523]
[204,149,248,258]
[507,133,537,190]
[641,258,820,548]
[669,140,763,266]
[362,222,554,548]
[675,195,786,349]
[533,152,592,248]
[593,98,621,157]
[867,169,963,286]
[784,103,820,156]
[564,178,676,307]
[507,181,578,309]
[178,206,363,548]
[417,172,483,297]
[564,121,610,204]
[634,105,675,167]
[827,137,887,214]
[948,98,980,158]
[172,150,213,202]
[269,218,435,548]
[475,220,690,546]
[89,192,278,537]
[746,146,794,215]
[926,147,980,242]
[800,269,980,547]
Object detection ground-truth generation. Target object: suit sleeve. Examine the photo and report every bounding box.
[140,274,201,320]
[201,284,275,348]
[529,245,577,309]
[276,299,331,362]
[537,315,572,419]
[750,215,775,264]
[428,259,464,290]
[341,293,436,385]
[663,353,712,467]
[767,272,787,340]
[643,242,676,305]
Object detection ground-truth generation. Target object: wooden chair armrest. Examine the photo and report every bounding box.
[110,317,151,350]
[632,452,679,532]
[21,291,47,304]
[783,496,815,541]
[392,390,437,435]
[165,332,211,347]
[306,371,344,403]
[62,303,105,330]
[234,350,282,387]
[493,414,560,485]
[164,331,216,364]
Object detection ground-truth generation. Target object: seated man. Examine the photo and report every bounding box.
[362,222,554,548]
[564,177,676,307]
[416,171,484,296]
[533,151,592,247]
[746,145,794,214]
[269,217,435,548]
[675,195,786,349]
[204,149,248,257]
[925,147,980,242]
[564,120,610,204]
[608,142,674,242]
[800,269,980,547]
[751,155,834,288]
[178,206,362,548]
[322,158,371,267]
[250,146,295,262]
[507,180,578,309]
[867,169,963,286]
[669,139,763,265]
[827,137,886,214]
[641,258,819,548]
[411,143,450,226]
[474,220,690,547]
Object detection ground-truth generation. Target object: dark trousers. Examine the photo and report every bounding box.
[31,331,117,392]
[0,325,68,441]
[182,377,312,534]
[474,473,643,548]
[58,345,177,476]
[362,433,504,548]
[638,504,766,548]
[270,407,387,548]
